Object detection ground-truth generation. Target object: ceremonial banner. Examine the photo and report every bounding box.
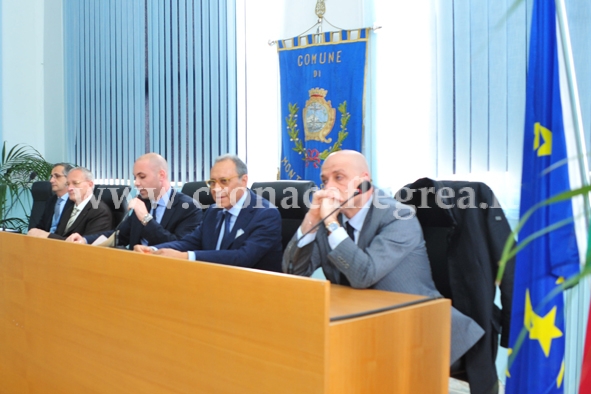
[278,29,369,186]
[506,0,580,392]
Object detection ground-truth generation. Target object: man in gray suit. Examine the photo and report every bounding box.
[282,150,483,365]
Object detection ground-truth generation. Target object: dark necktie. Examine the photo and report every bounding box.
[346,221,355,242]
[340,221,355,286]
[221,211,233,244]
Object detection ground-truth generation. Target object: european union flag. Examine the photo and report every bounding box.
[277,30,368,187]
[506,0,581,392]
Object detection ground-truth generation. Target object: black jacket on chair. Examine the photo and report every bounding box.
[397,178,515,394]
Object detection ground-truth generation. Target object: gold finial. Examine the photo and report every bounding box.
[315,0,326,19]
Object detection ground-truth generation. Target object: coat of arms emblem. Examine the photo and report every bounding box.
[303,88,336,143]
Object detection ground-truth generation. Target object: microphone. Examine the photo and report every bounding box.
[287,180,372,274]
[111,194,147,247]
[29,171,37,182]
[112,206,135,247]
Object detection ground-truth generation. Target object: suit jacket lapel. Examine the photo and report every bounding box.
[68,204,90,233]
[220,190,255,250]
[356,194,378,250]
[57,202,75,234]
[159,189,178,229]
[130,198,156,246]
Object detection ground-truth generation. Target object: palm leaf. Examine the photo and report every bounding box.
[0,141,53,231]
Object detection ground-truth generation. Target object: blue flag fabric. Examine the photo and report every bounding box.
[278,30,368,187]
[506,0,580,393]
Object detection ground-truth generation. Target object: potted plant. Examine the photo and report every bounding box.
[0,142,53,232]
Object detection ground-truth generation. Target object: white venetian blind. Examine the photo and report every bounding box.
[64,0,238,184]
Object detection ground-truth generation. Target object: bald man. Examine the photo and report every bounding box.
[283,150,484,365]
[67,153,202,249]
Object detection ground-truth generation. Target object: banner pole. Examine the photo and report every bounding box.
[555,0,590,226]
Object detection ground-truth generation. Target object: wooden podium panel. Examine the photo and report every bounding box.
[0,232,449,393]
[329,300,450,393]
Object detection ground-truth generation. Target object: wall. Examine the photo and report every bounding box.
[1,0,45,153]
[43,0,65,162]
[243,0,435,192]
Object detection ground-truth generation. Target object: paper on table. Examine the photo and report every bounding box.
[92,231,116,247]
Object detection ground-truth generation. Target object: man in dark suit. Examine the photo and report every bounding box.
[134,154,282,272]
[67,153,202,248]
[28,167,113,240]
[282,150,484,365]
[29,162,74,233]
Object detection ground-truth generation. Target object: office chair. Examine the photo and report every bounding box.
[93,185,131,227]
[180,181,215,210]
[28,181,53,230]
[251,180,316,250]
[396,178,514,394]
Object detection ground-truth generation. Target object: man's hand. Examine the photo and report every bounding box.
[153,248,189,260]
[300,188,342,234]
[129,197,149,220]
[66,233,87,244]
[133,245,153,254]
[28,228,49,238]
[319,188,342,224]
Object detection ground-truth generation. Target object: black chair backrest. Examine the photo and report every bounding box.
[251,180,316,250]
[396,178,455,298]
[181,181,215,210]
[28,181,53,230]
[397,177,515,390]
[93,185,131,227]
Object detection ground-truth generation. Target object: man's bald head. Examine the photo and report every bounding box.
[323,150,370,176]
[320,150,373,217]
[133,153,170,200]
[136,153,169,173]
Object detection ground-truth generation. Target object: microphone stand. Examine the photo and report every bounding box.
[112,209,134,247]
[287,180,372,274]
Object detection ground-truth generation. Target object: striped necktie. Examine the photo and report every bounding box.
[65,207,80,232]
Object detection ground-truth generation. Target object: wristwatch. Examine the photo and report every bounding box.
[141,213,153,226]
[325,221,340,234]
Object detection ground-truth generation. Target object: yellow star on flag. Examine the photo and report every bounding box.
[534,122,552,156]
[557,360,565,388]
[524,289,563,357]
[505,348,512,378]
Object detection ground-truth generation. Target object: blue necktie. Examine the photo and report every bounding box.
[222,211,233,244]
[50,198,63,233]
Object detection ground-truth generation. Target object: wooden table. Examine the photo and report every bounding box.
[0,232,450,393]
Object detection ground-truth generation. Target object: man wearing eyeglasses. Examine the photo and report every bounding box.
[67,153,202,249]
[29,162,74,234]
[28,167,113,240]
[133,154,283,272]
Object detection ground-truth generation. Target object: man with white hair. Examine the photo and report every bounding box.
[28,166,112,240]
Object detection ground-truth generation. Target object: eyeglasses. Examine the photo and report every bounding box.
[50,173,65,179]
[67,180,88,187]
[206,176,240,188]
